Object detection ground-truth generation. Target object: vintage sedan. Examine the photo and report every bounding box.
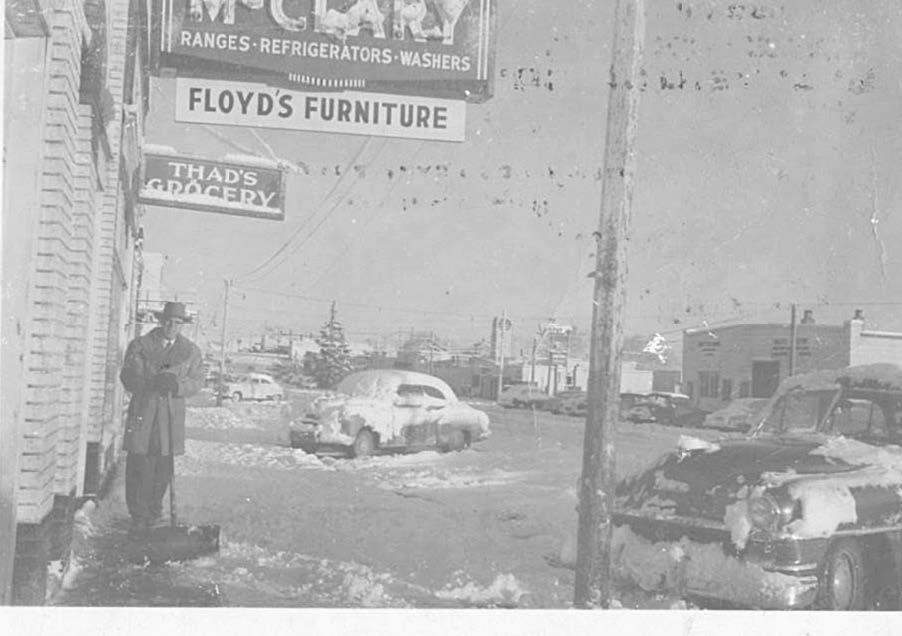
[221,372,284,402]
[613,364,902,610]
[498,384,552,409]
[289,370,490,457]
[545,389,587,416]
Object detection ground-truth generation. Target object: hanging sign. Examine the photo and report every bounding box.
[139,151,286,220]
[174,77,466,141]
[152,0,496,101]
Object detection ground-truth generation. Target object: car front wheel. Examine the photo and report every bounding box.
[351,429,375,459]
[443,429,469,452]
[818,538,867,610]
[231,392,242,402]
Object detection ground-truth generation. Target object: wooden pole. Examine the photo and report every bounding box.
[216,279,230,407]
[530,336,537,384]
[789,303,797,376]
[574,0,645,609]
[496,311,506,401]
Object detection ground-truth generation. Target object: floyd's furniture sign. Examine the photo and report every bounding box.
[174,77,466,141]
[139,152,286,220]
[152,0,495,101]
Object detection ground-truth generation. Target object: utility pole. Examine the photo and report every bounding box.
[574,0,645,609]
[216,279,231,407]
[789,303,797,376]
[496,310,506,401]
[530,336,537,385]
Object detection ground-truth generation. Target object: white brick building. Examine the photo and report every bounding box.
[3,0,149,604]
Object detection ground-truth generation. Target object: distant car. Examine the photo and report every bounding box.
[221,372,284,402]
[626,391,706,427]
[619,392,648,418]
[289,370,490,457]
[701,398,770,432]
[498,384,552,409]
[545,389,587,416]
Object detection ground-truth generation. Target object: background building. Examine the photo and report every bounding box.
[683,311,902,412]
[2,0,150,604]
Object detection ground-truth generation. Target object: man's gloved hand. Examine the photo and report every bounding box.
[151,372,179,395]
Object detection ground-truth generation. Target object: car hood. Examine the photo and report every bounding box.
[616,436,857,523]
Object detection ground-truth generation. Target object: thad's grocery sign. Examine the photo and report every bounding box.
[139,152,286,220]
[153,0,496,101]
[174,77,466,141]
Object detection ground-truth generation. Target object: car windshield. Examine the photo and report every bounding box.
[757,389,838,435]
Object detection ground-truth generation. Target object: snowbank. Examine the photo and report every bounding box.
[181,439,328,473]
[376,467,526,491]
[187,407,265,431]
[435,573,527,606]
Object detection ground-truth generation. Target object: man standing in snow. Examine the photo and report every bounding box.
[120,301,205,530]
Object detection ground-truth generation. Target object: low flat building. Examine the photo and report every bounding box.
[683,310,902,412]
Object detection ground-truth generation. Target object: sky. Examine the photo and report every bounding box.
[142,0,902,355]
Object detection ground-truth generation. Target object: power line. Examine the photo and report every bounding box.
[301,140,426,294]
[244,141,391,282]
[238,137,375,282]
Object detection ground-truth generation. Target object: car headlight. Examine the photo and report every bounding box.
[747,495,779,530]
[747,491,797,531]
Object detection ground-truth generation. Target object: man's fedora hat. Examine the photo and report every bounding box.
[155,301,192,323]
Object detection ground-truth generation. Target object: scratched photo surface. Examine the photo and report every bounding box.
[3,0,902,619]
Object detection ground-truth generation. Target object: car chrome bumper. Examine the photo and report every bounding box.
[682,572,819,610]
[613,521,821,609]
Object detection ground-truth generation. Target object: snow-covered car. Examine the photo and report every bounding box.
[701,398,770,432]
[545,389,587,416]
[613,364,902,610]
[221,372,284,401]
[289,370,490,457]
[498,384,551,409]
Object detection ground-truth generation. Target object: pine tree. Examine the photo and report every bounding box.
[314,301,352,389]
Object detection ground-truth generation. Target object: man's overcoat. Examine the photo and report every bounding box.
[120,327,205,455]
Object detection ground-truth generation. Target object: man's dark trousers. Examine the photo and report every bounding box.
[125,417,173,525]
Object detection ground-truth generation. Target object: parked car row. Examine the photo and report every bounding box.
[279,361,902,609]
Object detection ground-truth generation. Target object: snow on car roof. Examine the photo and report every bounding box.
[247,372,275,380]
[776,363,902,394]
[645,391,690,400]
[336,370,458,401]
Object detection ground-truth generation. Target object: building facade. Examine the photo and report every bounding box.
[683,312,902,412]
[3,0,149,604]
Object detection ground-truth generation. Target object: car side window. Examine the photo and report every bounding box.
[830,399,886,438]
[422,385,446,400]
[397,384,425,397]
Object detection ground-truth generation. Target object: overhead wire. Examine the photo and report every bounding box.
[300,140,427,294]
[246,140,392,283]
[237,136,376,282]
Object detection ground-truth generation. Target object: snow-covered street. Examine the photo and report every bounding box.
[53,392,735,608]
